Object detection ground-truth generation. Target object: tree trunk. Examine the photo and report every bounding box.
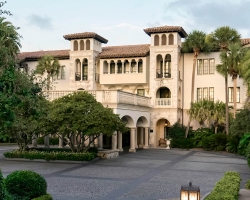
[233,76,237,118]
[47,72,51,91]
[215,126,218,134]
[225,76,229,135]
[185,54,197,138]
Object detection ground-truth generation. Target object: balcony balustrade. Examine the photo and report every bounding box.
[155,98,171,106]
[45,90,151,107]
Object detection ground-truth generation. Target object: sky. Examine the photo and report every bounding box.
[3,0,250,52]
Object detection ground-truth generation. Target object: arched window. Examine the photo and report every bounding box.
[161,34,166,45]
[103,61,108,74]
[74,41,78,51]
[168,34,174,45]
[156,87,171,105]
[131,59,137,73]
[124,60,129,73]
[156,54,163,78]
[86,40,90,50]
[154,35,159,46]
[164,54,171,78]
[80,40,84,50]
[110,60,115,74]
[82,59,88,80]
[117,60,122,74]
[75,59,81,81]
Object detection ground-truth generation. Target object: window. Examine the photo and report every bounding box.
[197,87,214,101]
[197,58,215,75]
[228,87,240,103]
[197,59,202,75]
[52,66,66,80]
[110,63,115,74]
[137,89,145,96]
[209,59,215,74]
[203,59,208,74]
[209,87,214,101]
[138,62,143,73]
[197,88,202,102]
[203,88,208,99]
[117,63,122,74]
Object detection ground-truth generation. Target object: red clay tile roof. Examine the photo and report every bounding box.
[18,50,70,61]
[99,44,150,59]
[144,25,188,38]
[242,38,250,46]
[63,32,108,44]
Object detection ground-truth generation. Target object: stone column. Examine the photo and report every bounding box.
[32,134,37,148]
[44,135,50,148]
[135,128,138,148]
[90,135,94,147]
[129,128,136,152]
[112,131,117,150]
[107,62,110,74]
[98,133,103,149]
[80,61,82,80]
[139,127,144,148]
[144,127,149,148]
[118,131,123,152]
[115,62,118,74]
[59,134,64,148]
[122,62,124,74]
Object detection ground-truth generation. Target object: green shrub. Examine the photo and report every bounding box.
[205,171,241,200]
[170,138,194,149]
[168,123,186,139]
[237,133,250,155]
[202,133,227,151]
[37,137,44,145]
[226,135,241,153]
[32,194,53,200]
[4,150,96,161]
[193,128,213,148]
[5,170,47,199]
[30,147,72,152]
[0,169,4,200]
[245,142,250,158]
[245,180,250,190]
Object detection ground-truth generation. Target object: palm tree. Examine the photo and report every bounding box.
[182,30,210,137]
[187,100,214,128]
[0,17,21,68]
[36,55,61,91]
[212,101,226,134]
[208,26,241,135]
[240,50,250,96]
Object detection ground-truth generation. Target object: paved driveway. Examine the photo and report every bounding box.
[0,146,249,200]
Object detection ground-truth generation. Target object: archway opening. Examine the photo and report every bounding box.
[156,119,170,146]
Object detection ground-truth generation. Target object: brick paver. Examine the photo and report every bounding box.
[0,146,249,200]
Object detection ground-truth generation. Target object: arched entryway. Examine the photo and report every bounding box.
[156,119,170,146]
[136,116,149,148]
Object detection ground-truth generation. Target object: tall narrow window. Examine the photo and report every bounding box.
[165,54,171,78]
[203,88,208,99]
[61,66,65,79]
[137,89,145,96]
[197,88,202,102]
[197,59,203,75]
[161,34,166,45]
[86,40,90,50]
[228,87,233,103]
[168,34,174,45]
[117,63,122,74]
[82,59,88,80]
[203,59,208,74]
[237,87,240,102]
[209,59,215,74]
[80,40,84,50]
[138,60,143,73]
[154,35,159,46]
[74,41,78,51]
[110,63,115,74]
[209,87,214,101]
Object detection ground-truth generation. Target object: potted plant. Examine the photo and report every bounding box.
[166,136,172,149]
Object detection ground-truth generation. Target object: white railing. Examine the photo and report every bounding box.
[45,90,151,107]
[155,98,171,106]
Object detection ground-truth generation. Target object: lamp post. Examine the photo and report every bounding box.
[180,182,200,200]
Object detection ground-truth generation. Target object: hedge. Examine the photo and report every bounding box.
[0,169,4,200]
[205,171,241,200]
[4,150,96,161]
[170,138,194,149]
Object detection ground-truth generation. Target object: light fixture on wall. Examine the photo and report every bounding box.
[180,182,200,200]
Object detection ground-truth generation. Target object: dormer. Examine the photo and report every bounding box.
[63,32,108,52]
[143,25,187,47]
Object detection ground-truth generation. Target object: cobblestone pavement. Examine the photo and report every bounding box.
[0,146,250,200]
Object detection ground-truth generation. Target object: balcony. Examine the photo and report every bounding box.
[75,72,81,81]
[45,90,151,107]
[155,98,171,106]
[156,72,171,78]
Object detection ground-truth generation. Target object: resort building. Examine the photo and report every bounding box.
[18,25,250,151]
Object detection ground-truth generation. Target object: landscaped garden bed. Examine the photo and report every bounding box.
[4,150,96,161]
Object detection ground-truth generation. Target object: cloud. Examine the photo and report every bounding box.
[92,23,143,31]
[162,0,250,37]
[27,14,53,30]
